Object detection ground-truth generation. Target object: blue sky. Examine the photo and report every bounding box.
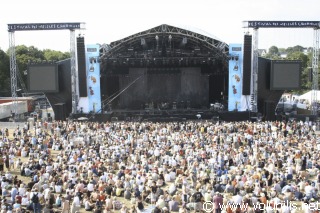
[0,0,318,52]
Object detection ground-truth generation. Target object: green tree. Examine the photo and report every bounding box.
[2,45,71,94]
[14,45,45,64]
[289,51,313,93]
[285,46,305,54]
[262,45,314,93]
[13,45,45,87]
[292,45,304,52]
[43,49,70,61]
[0,48,10,96]
[278,48,286,53]
[301,67,312,91]
[268,46,279,55]
[264,46,281,59]
[286,51,308,67]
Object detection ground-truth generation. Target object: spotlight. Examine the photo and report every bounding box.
[182,37,187,44]
[196,114,201,119]
[141,38,146,45]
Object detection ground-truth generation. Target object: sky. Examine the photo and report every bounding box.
[0,0,319,53]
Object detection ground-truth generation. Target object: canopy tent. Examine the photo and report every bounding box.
[298,90,320,103]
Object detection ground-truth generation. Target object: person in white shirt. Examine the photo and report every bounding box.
[38,158,44,166]
[156,195,166,209]
[87,180,95,193]
[138,182,144,193]
[304,182,315,198]
[281,204,291,213]
[232,192,243,205]
[154,148,160,160]
[171,158,177,167]
[21,194,30,207]
[169,170,176,181]
[164,172,171,182]
[54,183,62,193]
[151,172,159,182]
[43,187,51,201]
[73,195,81,206]
[18,184,26,197]
[168,183,177,196]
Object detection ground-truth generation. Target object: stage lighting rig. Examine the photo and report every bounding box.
[182,37,187,44]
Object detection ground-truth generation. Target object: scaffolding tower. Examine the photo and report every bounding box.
[243,21,320,115]
[8,22,85,118]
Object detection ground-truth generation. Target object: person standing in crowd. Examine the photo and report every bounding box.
[4,153,10,172]
[0,154,4,172]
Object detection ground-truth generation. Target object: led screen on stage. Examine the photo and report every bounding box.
[86,44,101,113]
[228,44,243,111]
[28,64,59,92]
[270,60,301,90]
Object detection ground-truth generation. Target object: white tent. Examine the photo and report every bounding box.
[298,90,320,103]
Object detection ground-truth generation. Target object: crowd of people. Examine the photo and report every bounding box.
[0,118,320,213]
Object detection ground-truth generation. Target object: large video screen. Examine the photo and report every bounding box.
[270,60,301,90]
[28,64,59,93]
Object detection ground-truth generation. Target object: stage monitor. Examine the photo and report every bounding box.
[270,60,301,90]
[27,63,59,93]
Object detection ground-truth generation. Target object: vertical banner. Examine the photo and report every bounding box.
[228,44,243,111]
[86,44,101,113]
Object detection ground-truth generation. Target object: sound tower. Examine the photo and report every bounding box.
[77,37,87,97]
[242,34,252,95]
[308,67,313,82]
[264,101,276,121]
[55,103,66,121]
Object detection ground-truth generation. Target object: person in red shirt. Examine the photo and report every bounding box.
[213,192,224,213]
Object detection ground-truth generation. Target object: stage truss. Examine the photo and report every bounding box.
[7,22,85,116]
[243,21,320,115]
[99,24,229,70]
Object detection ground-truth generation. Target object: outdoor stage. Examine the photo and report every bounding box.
[42,23,319,122]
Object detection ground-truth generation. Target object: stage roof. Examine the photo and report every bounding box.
[168,23,224,42]
[99,24,229,67]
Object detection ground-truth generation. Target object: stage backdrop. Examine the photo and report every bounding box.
[228,44,243,111]
[118,67,209,109]
[86,44,102,113]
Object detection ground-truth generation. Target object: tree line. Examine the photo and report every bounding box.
[264,45,314,94]
[0,45,70,96]
[0,44,316,97]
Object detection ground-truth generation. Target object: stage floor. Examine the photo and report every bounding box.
[72,108,255,122]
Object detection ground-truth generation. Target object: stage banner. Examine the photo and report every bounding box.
[228,44,243,111]
[86,44,102,113]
